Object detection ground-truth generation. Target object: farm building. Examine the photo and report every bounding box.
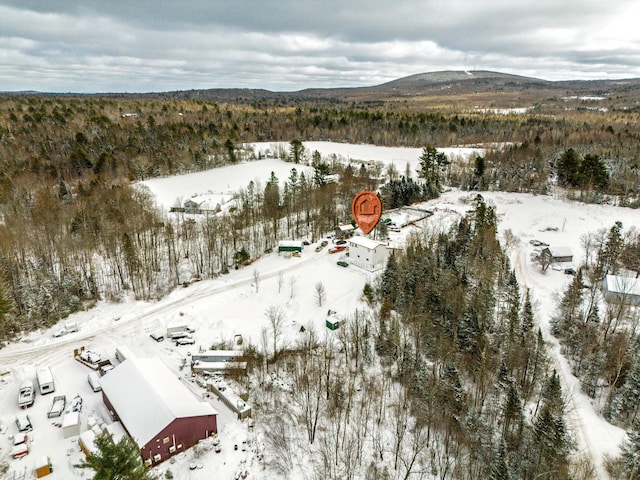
[602,275,640,306]
[347,236,390,271]
[100,357,218,466]
[541,246,573,264]
[278,240,303,254]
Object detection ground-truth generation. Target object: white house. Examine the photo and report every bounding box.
[347,236,389,271]
[602,275,640,306]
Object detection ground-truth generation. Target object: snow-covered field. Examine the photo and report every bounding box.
[0,142,636,479]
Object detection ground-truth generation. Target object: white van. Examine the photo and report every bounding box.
[87,372,101,392]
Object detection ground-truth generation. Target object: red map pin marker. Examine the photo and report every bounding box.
[351,190,382,234]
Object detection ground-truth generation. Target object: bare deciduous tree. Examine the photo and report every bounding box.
[253,268,260,293]
[277,270,284,294]
[315,281,326,307]
[265,305,286,359]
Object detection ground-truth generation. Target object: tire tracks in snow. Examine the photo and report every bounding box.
[513,244,622,480]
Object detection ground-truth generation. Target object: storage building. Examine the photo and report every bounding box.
[100,357,218,466]
[278,240,303,254]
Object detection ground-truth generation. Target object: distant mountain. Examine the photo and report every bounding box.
[148,70,640,107]
[9,70,640,108]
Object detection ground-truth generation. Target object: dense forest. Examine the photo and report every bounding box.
[1,92,639,478]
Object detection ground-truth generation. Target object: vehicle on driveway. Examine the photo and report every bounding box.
[329,245,347,254]
[18,381,35,408]
[337,261,349,267]
[336,239,347,245]
[16,414,32,432]
[176,337,196,346]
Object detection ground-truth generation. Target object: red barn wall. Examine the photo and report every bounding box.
[141,415,218,465]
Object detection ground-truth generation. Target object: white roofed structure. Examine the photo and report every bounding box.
[347,236,390,271]
[100,357,218,466]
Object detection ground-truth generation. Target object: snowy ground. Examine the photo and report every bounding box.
[1,143,636,480]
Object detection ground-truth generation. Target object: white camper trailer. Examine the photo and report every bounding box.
[36,367,55,395]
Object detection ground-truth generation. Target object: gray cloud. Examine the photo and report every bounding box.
[1,0,639,92]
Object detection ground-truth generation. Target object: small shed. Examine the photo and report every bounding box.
[278,240,303,254]
[335,224,355,239]
[326,316,341,330]
[541,246,573,264]
[35,457,53,478]
[62,411,81,438]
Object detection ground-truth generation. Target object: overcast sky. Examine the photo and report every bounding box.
[1,0,639,93]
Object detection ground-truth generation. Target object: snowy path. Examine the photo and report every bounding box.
[513,244,626,479]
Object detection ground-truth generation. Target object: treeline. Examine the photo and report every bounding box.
[251,196,578,479]
[0,94,639,338]
[1,96,638,198]
[0,145,380,340]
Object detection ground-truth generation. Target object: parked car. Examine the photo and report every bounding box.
[52,327,67,338]
[315,245,324,252]
[292,251,301,257]
[12,432,29,458]
[337,261,349,267]
[321,240,328,247]
[329,245,347,254]
[18,380,35,408]
[336,239,347,245]
[16,414,32,432]
[176,337,196,346]
[302,240,310,246]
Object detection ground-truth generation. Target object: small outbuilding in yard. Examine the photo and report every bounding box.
[541,246,573,264]
[278,240,303,254]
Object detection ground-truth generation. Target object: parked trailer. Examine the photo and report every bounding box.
[74,346,113,371]
[47,395,66,418]
[87,372,101,392]
[36,367,55,395]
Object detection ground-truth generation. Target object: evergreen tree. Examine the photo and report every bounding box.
[289,139,304,163]
[521,289,534,334]
[579,153,609,190]
[417,145,449,197]
[76,433,156,480]
[556,148,581,187]
[530,371,571,479]
[490,440,511,480]
[620,419,640,478]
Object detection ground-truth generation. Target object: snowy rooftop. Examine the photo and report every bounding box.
[548,246,573,258]
[604,275,640,296]
[100,357,218,446]
[348,236,387,250]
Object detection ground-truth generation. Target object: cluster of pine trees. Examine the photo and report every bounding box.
[251,196,576,479]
